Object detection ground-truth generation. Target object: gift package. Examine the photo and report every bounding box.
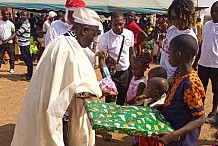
[84,100,174,137]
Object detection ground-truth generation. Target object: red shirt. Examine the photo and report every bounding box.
[125,21,142,45]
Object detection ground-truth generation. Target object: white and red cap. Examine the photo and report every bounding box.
[48,11,57,18]
[73,8,100,26]
[65,0,86,11]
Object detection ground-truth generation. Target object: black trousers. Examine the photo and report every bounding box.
[105,69,130,105]
[0,43,15,69]
[198,65,218,104]
[20,45,33,78]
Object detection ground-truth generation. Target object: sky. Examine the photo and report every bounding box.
[198,0,217,14]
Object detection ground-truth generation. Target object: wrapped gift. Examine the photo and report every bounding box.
[84,100,174,137]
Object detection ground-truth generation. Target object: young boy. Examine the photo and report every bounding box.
[135,76,169,146]
[157,34,205,146]
[135,67,168,106]
[137,77,169,107]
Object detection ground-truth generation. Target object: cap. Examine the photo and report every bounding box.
[73,8,100,26]
[65,0,86,11]
[48,11,57,18]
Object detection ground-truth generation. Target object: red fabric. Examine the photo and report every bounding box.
[65,0,86,8]
[139,137,163,146]
[125,21,142,45]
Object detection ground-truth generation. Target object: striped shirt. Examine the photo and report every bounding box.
[16,19,30,46]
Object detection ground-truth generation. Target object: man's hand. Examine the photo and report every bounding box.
[96,51,108,58]
[157,132,174,145]
[2,40,7,44]
[101,88,112,96]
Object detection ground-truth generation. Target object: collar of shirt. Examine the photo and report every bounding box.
[110,29,124,38]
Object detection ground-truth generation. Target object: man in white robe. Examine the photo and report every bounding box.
[11,8,103,146]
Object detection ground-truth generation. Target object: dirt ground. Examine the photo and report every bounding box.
[0,61,217,146]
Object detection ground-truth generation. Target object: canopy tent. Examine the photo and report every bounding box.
[0,0,174,14]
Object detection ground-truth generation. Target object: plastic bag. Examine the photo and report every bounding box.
[99,78,118,96]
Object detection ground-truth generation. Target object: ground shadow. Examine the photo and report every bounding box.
[16,61,37,67]
[14,62,26,67]
[95,130,131,146]
[0,124,15,146]
[198,139,218,145]
[0,73,29,82]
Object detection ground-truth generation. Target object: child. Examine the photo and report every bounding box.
[136,77,169,146]
[126,56,149,146]
[138,77,169,107]
[126,56,150,105]
[36,31,45,61]
[136,67,168,105]
[148,66,167,79]
[29,33,38,63]
[157,34,205,146]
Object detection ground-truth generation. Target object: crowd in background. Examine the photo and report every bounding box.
[2,0,218,145]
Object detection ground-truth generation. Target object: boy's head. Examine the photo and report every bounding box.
[169,34,198,67]
[144,77,169,102]
[148,67,167,79]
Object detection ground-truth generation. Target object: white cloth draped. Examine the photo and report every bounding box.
[11,35,102,146]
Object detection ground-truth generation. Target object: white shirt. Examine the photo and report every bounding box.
[199,20,218,68]
[45,20,71,46]
[43,20,51,32]
[0,20,15,44]
[99,28,134,71]
[160,26,197,79]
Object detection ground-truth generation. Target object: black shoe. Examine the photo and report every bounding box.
[104,132,112,141]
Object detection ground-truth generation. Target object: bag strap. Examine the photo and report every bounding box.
[117,35,125,64]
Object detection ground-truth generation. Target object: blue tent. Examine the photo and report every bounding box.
[0,0,173,14]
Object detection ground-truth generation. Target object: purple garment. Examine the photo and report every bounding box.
[168,128,200,146]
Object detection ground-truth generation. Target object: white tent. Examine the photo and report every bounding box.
[0,0,174,14]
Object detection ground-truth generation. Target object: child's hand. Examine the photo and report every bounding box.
[157,132,174,145]
[135,95,148,102]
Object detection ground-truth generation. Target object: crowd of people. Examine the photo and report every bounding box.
[0,0,218,145]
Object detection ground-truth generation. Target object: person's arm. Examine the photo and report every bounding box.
[132,24,148,47]
[16,23,27,37]
[157,86,205,145]
[157,115,205,145]
[3,32,16,44]
[129,32,136,66]
[127,82,146,104]
[192,41,202,71]
[129,46,135,66]
[2,23,16,44]
[98,34,108,73]
[135,31,148,47]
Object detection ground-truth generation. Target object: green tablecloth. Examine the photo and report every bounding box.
[84,100,174,137]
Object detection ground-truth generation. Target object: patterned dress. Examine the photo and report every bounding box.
[162,70,205,146]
